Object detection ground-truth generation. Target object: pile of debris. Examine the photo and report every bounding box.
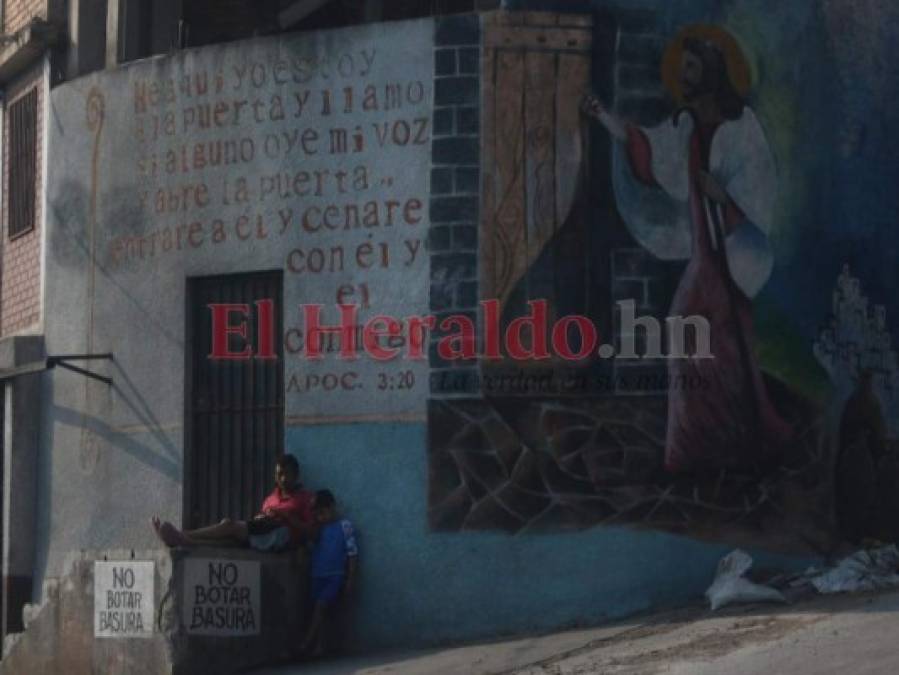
[706,545,899,610]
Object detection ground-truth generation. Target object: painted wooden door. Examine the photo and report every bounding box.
[480,12,593,316]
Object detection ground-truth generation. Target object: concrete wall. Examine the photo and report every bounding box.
[2,547,307,674]
[289,421,807,649]
[34,1,899,654]
[38,17,439,648]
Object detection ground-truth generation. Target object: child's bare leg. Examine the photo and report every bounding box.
[301,602,325,652]
[183,519,249,544]
[316,611,328,656]
[152,517,248,548]
[181,537,244,548]
[152,517,188,547]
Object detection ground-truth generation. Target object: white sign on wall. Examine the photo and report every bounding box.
[183,559,261,636]
[94,561,155,638]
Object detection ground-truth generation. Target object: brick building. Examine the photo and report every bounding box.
[0,0,61,645]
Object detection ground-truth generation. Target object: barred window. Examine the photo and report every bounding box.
[8,88,38,239]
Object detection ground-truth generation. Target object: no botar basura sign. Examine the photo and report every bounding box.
[183,559,261,636]
[94,561,155,638]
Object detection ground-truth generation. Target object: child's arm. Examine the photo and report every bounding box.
[344,555,357,596]
[342,519,358,597]
[282,510,319,542]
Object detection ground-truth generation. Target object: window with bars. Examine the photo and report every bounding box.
[7,88,38,239]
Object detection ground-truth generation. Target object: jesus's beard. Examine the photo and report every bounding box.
[681,80,702,102]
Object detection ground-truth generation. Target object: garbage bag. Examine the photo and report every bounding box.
[809,545,899,594]
[705,549,787,611]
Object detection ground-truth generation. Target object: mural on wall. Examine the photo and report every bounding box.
[426,9,884,553]
[600,25,791,478]
[815,266,899,544]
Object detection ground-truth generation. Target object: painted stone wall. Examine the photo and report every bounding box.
[425,2,899,559]
[428,10,838,552]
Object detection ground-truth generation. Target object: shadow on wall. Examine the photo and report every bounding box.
[48,400,181,481]
[46,178,184,478]
[50,180,183,350]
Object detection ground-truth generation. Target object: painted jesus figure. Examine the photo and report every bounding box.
[583,25,792,475]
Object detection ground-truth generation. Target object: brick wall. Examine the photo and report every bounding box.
[428,14,481,396]
[613,9,668,126]
[608,9,676,394]
[610,247,671,394]
[423,10,678,396]
[2,60,45,336]
[3,0,48,34]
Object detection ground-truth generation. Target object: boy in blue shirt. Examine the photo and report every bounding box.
[301,489,357,656]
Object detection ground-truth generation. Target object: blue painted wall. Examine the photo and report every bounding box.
[289,423,810,649]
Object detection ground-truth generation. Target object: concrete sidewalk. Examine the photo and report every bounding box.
[245,612,667,675]
[249,591,899,675]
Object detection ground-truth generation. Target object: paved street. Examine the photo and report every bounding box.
[251,590,899,675]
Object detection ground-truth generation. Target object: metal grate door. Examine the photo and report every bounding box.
[184,270,284,528]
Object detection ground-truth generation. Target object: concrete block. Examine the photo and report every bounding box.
[0,547,311,675]
[435,76,480,106]
[428,224,453,252]
[457,281,479,308]
[617,9,658,34]
[431,253,478,282]
[430,282,456,311]
[429,341,452,369]
[433,107,454,136]
[435,48,457,75]
[430,196,479,224]
[431,167,454,195]
[452,224,478,251]
[616,64,661,91]
[42,578,60,603]
[458,47,480,74]
[2,632,21,659]
[455,167,480,193]
[433,137,480,165]
[435,15,480,46]
[616,34,663,66]
[434,310,477,329]
[0,334,44,369]
[456,106,480,135]
[21,604,38,630]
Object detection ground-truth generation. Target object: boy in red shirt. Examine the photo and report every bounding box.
[152,455,314,552]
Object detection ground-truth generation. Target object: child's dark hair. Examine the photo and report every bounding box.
[276,454,299,474]
[314,489,336,510]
